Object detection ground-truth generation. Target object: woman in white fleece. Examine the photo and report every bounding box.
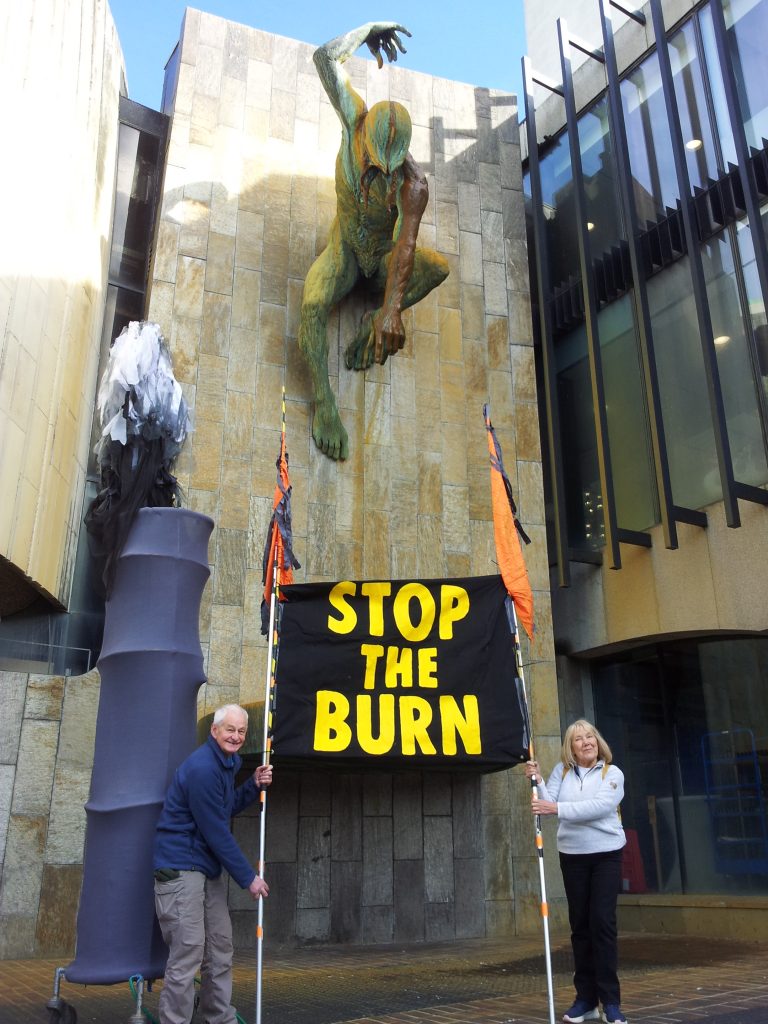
[525,720,627,1024]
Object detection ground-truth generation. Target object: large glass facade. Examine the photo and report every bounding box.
[523,0,768,920]
[594,637,768,896]
[526,0,768,559]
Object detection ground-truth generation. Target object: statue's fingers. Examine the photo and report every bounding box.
[366,40,384,69]
[382,332,398,361]
[392,31,409,54]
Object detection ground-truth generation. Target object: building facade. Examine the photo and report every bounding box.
[1,3,561,957]
[522,0,768,936]
[142,8,556,951]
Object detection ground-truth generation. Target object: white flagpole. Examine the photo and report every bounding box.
[510,598,556,1024]
[255,540,278,1024]
[255,388,287,1024]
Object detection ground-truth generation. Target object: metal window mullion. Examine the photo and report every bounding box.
[649,0,740,528]
[600,0,703,549]
[708,0,768,457]
[523,57,571,588]
[558,18,622,570]
[609,0,646,23]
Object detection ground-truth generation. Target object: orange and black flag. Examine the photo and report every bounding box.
[483,404,534,640]
[261,398,300,634]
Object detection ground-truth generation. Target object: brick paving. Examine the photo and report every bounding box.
[2,934,767,1024]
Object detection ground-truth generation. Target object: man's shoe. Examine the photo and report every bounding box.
[563,1002,600,1023]
[602,1006,627,1023]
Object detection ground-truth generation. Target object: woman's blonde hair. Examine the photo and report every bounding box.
[560,719,612,767]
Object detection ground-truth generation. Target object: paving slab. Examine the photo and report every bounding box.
[1,934,767,1024]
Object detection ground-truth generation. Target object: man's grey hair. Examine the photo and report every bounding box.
[213,704,249,726]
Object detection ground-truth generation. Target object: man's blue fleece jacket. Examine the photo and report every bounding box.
[153,734,260,889]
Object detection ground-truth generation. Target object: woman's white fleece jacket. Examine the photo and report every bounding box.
[536,760,626,854]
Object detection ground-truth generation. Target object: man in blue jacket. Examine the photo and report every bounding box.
[153,704,272,1024]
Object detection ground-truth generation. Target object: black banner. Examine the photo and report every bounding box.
[272,575,529,771]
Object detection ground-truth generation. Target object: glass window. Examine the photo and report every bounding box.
[722,0,768,150]
[536,96,625,290]
[702,229,768,487]
[668,21,722,188]
[647,258,722,508]
[554,297,659,550]
[599,298,659,532]
[735,207,768,410]
[539,133,578,289]
[555,325,603,550]
[621,53,679,222]
[162,43,181,115]
[621,22,721,227]
[593,652,682,894]
[109,124,162,290]
[594,637,768,897]
[698,6,737,167]
[578,97,625,261]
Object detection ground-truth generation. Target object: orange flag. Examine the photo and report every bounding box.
[261,392,300,633]
[483,404,534,640]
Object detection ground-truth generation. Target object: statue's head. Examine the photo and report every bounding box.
[363,100,412,175]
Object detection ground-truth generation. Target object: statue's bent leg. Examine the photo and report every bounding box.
[347,247,450,369]
[298,221,358,460]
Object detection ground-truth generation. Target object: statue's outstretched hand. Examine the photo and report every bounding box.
[365,24,411,68]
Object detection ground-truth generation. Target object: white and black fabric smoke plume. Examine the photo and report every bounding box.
[85,321,192,595]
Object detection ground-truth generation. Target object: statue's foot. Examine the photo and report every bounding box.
[312,398,348,461]
[344,312,377,371]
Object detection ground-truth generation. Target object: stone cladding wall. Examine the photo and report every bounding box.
[145,8,564,948]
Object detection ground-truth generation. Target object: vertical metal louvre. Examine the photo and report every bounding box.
[522,58,572,586]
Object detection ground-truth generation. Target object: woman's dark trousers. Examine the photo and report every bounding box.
[559,848,622,1007]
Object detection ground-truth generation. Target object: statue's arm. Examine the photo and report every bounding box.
[373,155,428,363]
[313,22,411,128]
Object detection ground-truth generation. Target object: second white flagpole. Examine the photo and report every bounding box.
[509,597,556,1024]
